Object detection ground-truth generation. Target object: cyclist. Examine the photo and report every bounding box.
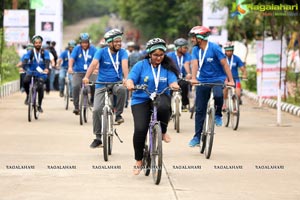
[167,38,192,111]
[82,29,128,148]
[68,33,97,115]
[188,26,235,147]
[126,38,180,175]
[22,35,50,113]
[57,40,76,98]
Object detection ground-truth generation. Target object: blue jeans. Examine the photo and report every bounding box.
[59,68,73,96]
[194,84,223,139]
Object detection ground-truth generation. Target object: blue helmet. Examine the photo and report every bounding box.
[80,33,90,42]
[68,40,76,47]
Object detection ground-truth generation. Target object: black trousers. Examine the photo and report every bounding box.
[131,94,171,160]
[178,79,190,106]
[23,75,45,106]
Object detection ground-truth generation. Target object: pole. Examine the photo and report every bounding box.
[259,16,265,107]
[0,0,5,84]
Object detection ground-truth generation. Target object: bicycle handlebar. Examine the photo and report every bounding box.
[87,81,123,86]
[192,82,225,87]
[133,84,172,96]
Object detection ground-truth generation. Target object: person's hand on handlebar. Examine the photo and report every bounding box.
[169,82,180,91]
[82,77,89,85]
[126,79,135,91]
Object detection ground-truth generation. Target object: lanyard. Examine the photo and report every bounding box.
[176,52,184,71]
[67,51,70,60]
[198,42,209,72]
[150,62,161,92]
[33,48,41,64]
[108,48,120,77]
[226,55,234,70]
[82,49,89,64]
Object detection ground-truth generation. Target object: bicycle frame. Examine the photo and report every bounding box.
[171,91,182,116]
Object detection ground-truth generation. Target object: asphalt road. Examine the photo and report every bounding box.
[0,91,299,200]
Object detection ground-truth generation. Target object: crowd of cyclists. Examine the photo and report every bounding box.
[17,25,247,175]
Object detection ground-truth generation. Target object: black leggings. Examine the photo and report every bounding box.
[23,75,45,106]
[131,94,171,161]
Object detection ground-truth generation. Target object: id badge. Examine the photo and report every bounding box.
[36,66,43,73]
[84,64,88,70]
[150,92,157,100]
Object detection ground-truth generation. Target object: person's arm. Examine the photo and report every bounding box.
[191,59,199,84]
[82,59,98,84]
[56,58,63,69]
[122,59,129,82]
[240,66,247,79]
[68,58,74,74]
[184,61,192,80]
[220,58,234,86]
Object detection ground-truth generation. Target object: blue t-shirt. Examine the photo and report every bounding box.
[71,45,97,72]
[191,42,226,83]
[23,49,50,79]
[226,54,244,79]
[128,59,178,105]
[167,51,191,78]
[93,47,128,89]
[59,50,72,68]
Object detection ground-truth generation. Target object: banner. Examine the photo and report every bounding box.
[3,10,29,27]
[202,0,228,44]
[256,40,287,97]
[30,0,44,9]
[35,0,63,53]
[4,27,29,44]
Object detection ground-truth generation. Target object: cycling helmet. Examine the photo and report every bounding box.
[68,40,76,48]
[104,29,123,43]
[188,26,211,40]
[146,38,167,53]
[174,38,188,47]
[223,41,234,51]
[127,41,135,47]
[32,35,43,43]
[80,33,90,42]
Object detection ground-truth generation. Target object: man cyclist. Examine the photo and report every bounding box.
[167,38,192,111]
[22,35,50,113]
[57,40,76,98]
[223,42,247,106]
[82,29,128,148]
[188,26,235,147]
[68,33,97,115]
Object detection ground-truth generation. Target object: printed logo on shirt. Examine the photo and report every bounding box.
[160,77,167,82]
[104,61,111,65]
[79,54,82,58]
[207,58,214,62]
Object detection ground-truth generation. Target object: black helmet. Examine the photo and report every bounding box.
[174,38,188,47]
[146,38,167,53]
[104,29,123,43]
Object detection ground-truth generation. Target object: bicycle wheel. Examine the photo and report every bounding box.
[102,108,109,161]
[200,115,207,154]
[204,107,215,159]
[231,95,240,131]
[175,98,180,133]
[142,143,151,176]
[28,87,33,122]
[64,80,69,110]
[223,100,230,127]
[108,112,113,155]
[33,96,39,120]
[151,123,162,185]
[79,88,84,125]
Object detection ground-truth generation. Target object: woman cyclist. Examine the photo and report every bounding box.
[126,38,180,175]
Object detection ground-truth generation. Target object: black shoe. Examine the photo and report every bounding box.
[59,91,64,97]
[90,139,102,148]
[38,106,43,113]
[115,116,124,124]
[24,96,29,105]
[73,108,79,115]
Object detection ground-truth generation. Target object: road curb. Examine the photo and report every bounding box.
[243,90,300,117]
[0,80,20,99]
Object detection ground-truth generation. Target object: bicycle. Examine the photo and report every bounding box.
[64,73,70,110]
[27,71,45,122]
[79,83,92,125]
[194,82,224,159]
[89,81,123,162]
[171,89,182,133]
[134,85,171,185]
[223,85,240,130]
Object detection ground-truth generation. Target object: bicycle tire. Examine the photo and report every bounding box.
[151,123,162,185]
[175,98,180,133]
[102,108,109,161]
[64,81,69,110]
[223,107,230,127]
[108,112,113,155]
[205,107,215,159]
[200,118,207,154]
[28,87,33,122]
[231,95,240,131]
[83,91,89,123]
[33,99,39,120]
[79,88,84,125]
[142,144,151,176]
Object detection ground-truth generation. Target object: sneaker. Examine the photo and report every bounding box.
[189,137,200,147]
[90,139,102,148]
[215,115,222,127]
[73,108,79,115]
[115,116,124,124]
[59,91,64,97]
[24,96,29,105]
[37,106,43,113]
[182,105,188,112]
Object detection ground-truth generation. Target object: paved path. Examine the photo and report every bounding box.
[0,92,299,200]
